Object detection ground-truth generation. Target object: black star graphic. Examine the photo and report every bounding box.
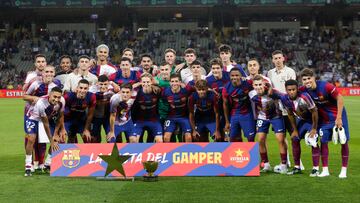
[99,144,131,177]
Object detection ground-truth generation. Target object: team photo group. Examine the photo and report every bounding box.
[22,43,350,179]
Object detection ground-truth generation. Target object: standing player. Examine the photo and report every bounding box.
[246,58,271,83]
[132,73,163,143]
[89,75,116,143]
[270,79,320,175]
[109,57,141,86]
[300,68,350,178]
[186,60,207,91]
[222,68,255,142]
[63,55,98,92]
[23,54,47,91]
[139,54,159,76]
[90,44,117,77]
[107,83,137,143]
[188,80,221,142]
[63,79,96,143]
[175,48,206,84]
[218,44,235,72]
[162,74,192,142]
[24,87,64,176]
[55,55,73,86]
[23,65,61,171]
[267,50,297,168]
[249,75,287,174]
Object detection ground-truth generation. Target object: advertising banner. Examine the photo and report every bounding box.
[51,143,259,177]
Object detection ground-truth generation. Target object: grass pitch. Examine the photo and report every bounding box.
[0,97,359,203]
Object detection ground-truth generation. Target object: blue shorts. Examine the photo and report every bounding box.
[319,109,350,143]
[296,119,313,140]
[164,118,192,134]
[230,113,256,139]
[132,121,163,137]
[257,117,285,134]
[65,119,86,136]
[24,118,38,135]
[91,117,110,136]
[111,119,134,143]
[196,121,216,136]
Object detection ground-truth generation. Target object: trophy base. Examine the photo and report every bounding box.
[96,176,135,182]
[143,175,158,182]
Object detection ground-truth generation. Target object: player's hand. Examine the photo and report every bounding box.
[335,117,343,128]
[51,139,60,152]
[132,82,141,89]
[180,83,186,88]
[82,129,91,143]
[107,132,115,142]
[224,122,230,133]
[309,128,317,138]
[192,131,200,141]
[33,97,39,104]
[214,131,221,141]
[152,85,161,94]
[291,129,299,139]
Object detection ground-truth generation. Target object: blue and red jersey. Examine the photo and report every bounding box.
[63,92,96,120]
[206,71,230,94]
[109,69,140,85]
[162,87,190,119]
[133,88,161,122]
[222,79,253,116]
[299,80,341,125]
[188,91,218,122]
[90,63,118,77]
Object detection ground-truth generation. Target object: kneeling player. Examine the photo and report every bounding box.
[249,75,287,174]
[300,68,350,178]
[108,83,137,143]
[24,87,64,176]
[271,79,320,175]
[189,80,221,142]
[64,79,96,143]
[132,73,163,143]
[162,74,192,142]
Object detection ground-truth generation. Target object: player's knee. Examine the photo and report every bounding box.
[184,133,192,142]
[129,136,138,143]
[155,136,163,143]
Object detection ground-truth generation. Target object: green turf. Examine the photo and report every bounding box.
[0,98,359,203]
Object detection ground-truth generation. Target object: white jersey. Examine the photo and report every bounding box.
[28,96,65,122]
[109,91,137,126]
[23,71,42,91]
[63,72,98,92]
[97,64,117,77]
[249,90,282,120]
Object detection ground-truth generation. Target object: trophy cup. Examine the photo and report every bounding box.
[142,161,159,182]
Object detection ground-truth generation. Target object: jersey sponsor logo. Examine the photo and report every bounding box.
[62,150,81,168]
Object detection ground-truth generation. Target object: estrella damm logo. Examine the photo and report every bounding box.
[229,148,250,168]
[62,150,80,168]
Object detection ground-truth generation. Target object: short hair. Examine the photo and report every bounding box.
[229,67,242,75]
[60,55,72,63]
[78,55,90,61]
[44,65,55,71]
[120,57,132,64]
[51,86,63,94]
[248,58,260,64]
[34,54,46,61]
[210,58,223,67]
[285,79,298,87]
[272,50,283,56]
[170,73,181,81]
[300,68,315,78]
[78,79,90,86]
[195,79,207,89]
[140,53,152,61]
[120,83,133,90]
[218,44,232,54]
[141,72,153,79]
[253,75,264,81]
[122,48,134,55]
[164,48,176,55]
[96,44,109,53]
[190,60,202,68]
[98,75,109,82]
[184,48,196,56]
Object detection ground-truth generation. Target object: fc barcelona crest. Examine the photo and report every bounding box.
[62,150,81,168]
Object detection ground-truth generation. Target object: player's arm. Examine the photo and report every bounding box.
[286,109,298,139]
[110,81,120,93]
[23,83,39,104]
[188,96,199,139]
[335,94,344,128]
[41,116,59,152]
[107,112,116,142]
[309,107,318,137]
[55,112,67,143]
[222,89,230,133]
[83,105,95,142]
[213,96,221,141]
